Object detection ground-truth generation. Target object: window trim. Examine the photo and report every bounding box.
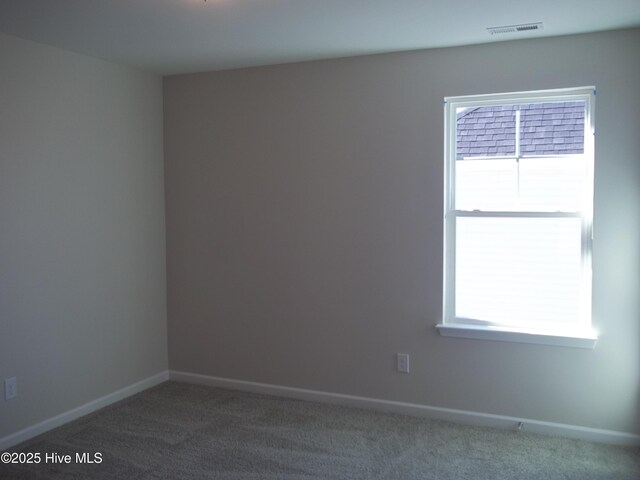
[438,87,597,349]
[436,322,598,349]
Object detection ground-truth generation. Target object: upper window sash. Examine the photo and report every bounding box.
[445,88,595,218]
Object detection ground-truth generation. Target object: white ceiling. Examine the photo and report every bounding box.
[1,0,639,76]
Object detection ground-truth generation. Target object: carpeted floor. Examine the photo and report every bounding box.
[2,381,639,479]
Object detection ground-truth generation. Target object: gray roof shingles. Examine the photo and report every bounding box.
[456,102,584,159]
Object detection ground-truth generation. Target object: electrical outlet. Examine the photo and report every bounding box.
[396,353,410,374]
[5,377,17,400]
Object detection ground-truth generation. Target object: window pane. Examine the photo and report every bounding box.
[520,101,585,156]
[455,217,583,329]
[518,157,588,212]
[456,106,515,159]
[455,159,517,211]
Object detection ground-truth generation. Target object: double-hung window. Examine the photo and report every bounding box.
[439,87,597,348]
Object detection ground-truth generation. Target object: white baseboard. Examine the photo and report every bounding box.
[170,370,640,447]
[3,370,637,450]
[0,371,169,452]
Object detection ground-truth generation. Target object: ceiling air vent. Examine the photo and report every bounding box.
[487,22,544,35]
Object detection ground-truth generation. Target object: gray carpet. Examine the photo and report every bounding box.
[2,381,639,479]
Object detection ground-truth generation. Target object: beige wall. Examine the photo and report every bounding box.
[0,33,167,437]
[164,28,640,434]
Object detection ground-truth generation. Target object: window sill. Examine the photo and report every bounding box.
[436,323,598,349]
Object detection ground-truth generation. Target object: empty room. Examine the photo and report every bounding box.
[1,0,639,478]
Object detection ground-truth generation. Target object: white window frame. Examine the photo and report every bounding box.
[437,87,598,348]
